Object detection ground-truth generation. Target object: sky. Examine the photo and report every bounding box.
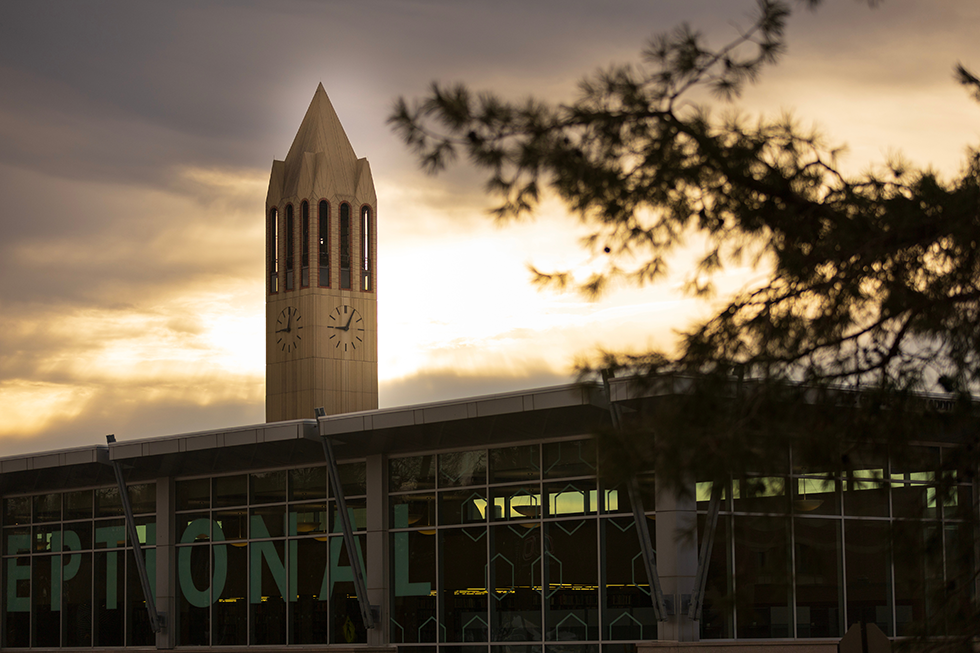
[0,0,978,456]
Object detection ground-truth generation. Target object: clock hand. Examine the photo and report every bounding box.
[343,311,355,330]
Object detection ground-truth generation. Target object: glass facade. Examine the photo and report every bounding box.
[0,432,974,649]
[388,440,652,653]
[2,484,156,648]
[173,463,367,646]
[696,443,975,640]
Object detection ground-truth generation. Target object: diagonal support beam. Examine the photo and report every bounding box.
[601,373,668,622]
[315,408,377,630]
[688,479,723,621]
[105,435,165,635]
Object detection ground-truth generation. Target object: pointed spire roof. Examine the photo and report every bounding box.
[284,83,359,172]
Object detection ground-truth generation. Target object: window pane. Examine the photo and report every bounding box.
[440,450,487,488]
[64,490,93,520]
[845,519,892,635]
[33,493,60,523]
[545,480,598,517]
[177,544,211,645]
[212,543,247,645]
[734,515,791,638]
[391,494,436,530]
[545,519,597,641]
[697,513,733,639]
[290,537,328,643]
[490,445,539,484]
[390,455,437,492]
[95,487,123,518]
[176,478,210,511]
[250,470,287,504]
[489,524,542,641]
[440,489,488,526]
[32,555,59,646]
[62,551,92,646]
[214,475,248,508]
[603,517,656,641]
[330,533,367,643]
[94,550,125,646]
[794,517,842,637]
[543,441,596,479]
[250,539,286,644]
[440,527,488,642]
[290,466,327,501]
[3,496,31,524]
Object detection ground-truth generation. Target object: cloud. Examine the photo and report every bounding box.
[380,365,573,409]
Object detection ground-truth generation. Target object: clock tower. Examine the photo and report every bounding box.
[266,84,378,421]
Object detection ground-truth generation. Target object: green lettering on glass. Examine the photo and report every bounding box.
[95,525,126,609]
[324,508,367,598]
[392,504,430,596]
[5,534,30,612]
[178,518,226,608]
[249,515,297,603]
[51,530,82,612]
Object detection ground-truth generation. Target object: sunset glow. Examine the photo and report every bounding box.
[1,0,978,454]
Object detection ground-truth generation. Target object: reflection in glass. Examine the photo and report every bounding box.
[543,440,596,479]
[128,483,156,514]
[64,490,93,521]
[338,461,368,496]
[440,450,487,487]
[250,470,287,504]
[3,496,31,524]
[290,466,327,501]
[176,478,210,511]
[95,487,123,518]
[490,445,540,484]
[214,475,248,507]
[33,493,60,523]
[390,455,437,492]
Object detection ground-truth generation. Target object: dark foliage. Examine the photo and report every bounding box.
[391,0,979,646]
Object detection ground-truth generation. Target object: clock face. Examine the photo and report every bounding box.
[275,306,303,353]
[328,304,364,353]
